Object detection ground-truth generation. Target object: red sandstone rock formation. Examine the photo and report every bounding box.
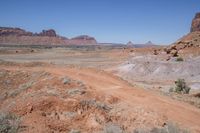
[0,27,97,45]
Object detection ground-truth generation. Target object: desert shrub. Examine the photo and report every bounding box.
[62,77,71,84]
[103,123,123,133]
[174,79,191,94]
[8,81,33,97]
[69,129,81,133]
[176,57,184,62]
[68,88,86,95]
[0,112,20,133]
[134,122,189,133]
[80,100,111,112]
[169,79,191,94]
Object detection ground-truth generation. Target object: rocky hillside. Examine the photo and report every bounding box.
[0,27,97,45]
[165,12,200,56]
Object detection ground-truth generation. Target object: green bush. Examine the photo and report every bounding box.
[171,79,191,94]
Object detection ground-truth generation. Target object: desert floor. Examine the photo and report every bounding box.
[0,45,200,133]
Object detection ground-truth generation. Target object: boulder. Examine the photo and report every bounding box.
[170,49,178,57]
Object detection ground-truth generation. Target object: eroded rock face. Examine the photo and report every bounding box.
[191,12,200,32]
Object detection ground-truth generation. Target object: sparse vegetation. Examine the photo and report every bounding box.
[176,57,184,62]
[80,100,111,112]
[69,129,81,133]
[62,77,71,84]
[0,112,20,133]
[163,90,200,108]
[0,43,200,132]
[170,79,191,94]
[9,81,34,97]
[103,124,123,133]
[68,88,86,95]
[134,122,189,133]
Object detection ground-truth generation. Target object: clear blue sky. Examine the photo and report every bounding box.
[0,0,200,44]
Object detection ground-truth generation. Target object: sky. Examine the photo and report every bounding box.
[0,0,200,44]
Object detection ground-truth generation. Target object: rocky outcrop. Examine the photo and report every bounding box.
[165,12,200,57]
[165,31,200,57]
[191,12,200,32]
[37,29,57,37]
[0,27,97,45]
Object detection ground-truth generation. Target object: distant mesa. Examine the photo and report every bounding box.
[70,35,97,45]
[0,27,97,45]
[72,35,95,40]
[191,12,200,32]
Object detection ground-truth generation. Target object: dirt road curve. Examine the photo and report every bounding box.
[2,65,200,132]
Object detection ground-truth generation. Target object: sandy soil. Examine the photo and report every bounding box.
[0,46,200,133]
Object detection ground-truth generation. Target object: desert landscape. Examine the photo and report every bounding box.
[1,1,200,133]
